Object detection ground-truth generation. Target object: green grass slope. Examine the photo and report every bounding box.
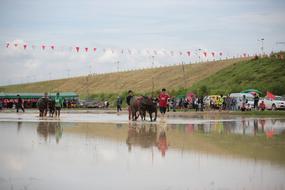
[189,53,285,96]
[0,58,247,98]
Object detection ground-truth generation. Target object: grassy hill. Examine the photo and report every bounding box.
[188,53,285,96]
[1,53,284,102]
[0,58,247,98]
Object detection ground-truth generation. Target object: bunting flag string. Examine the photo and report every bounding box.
[3,41,254,61]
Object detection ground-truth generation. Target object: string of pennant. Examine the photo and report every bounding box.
[4,42,254,59]
[4,42,235,57]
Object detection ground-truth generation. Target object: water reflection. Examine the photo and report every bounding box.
[0,117,285,190]
[157,129,168,157]
[17,121,22,133]
[126,121,171,157]
[165,118,285,137]
[37,122,63,143]
[126,123,157,152]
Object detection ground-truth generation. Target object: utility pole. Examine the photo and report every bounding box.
[88,65,92,75]
[151,56,155,97]
[195,48,202,63]
[48,72,52,81]
[116,61,120,72]
[115,60,120,91]
[181,61,187,89]
[258,38,265,55]
[86,75,90,100]
[66,69,70,78]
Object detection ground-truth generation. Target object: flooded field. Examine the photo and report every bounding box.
[0,113,285,190]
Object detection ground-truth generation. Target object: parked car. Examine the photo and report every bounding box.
[259,96,285,110]
[82,100,105,108]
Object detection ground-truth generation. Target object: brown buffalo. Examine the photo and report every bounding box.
[130,96,157,122]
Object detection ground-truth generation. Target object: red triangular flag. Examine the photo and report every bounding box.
[85,47,88,52]
[51,45,55,50]
[23,44,27,49]
[219,52,223,56]
[42,45,46,50]
[76,47,80,52]
[93,48,97,52]
[211,52,215,57]
[203,52,207,57]
[187,51,191,56]
[266,91,275,100]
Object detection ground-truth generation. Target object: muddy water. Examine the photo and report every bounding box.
[0,114,285,190]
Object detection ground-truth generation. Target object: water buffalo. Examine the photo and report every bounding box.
[37,97,49,117]
[129,96,143,121]
[130,96,157,122]
[140,96,157,122]
[48,99,55,117]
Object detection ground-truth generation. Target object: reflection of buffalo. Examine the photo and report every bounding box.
[130,96,157,121]
[126,124,157,151]
[37,122,62,143]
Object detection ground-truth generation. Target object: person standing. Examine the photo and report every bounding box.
[116,96,123,112]
[54,92,64,117]
[241,95,247,111]
[0,98,3,110]
[254,94,259,110]
[158,88,170,117]
[197,96,204,111]
[126,90,133,121]
[16,95,25,113]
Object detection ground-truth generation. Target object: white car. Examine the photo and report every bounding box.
[260,96,285,110]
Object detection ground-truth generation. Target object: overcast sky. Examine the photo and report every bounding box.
[0,0,285,86]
